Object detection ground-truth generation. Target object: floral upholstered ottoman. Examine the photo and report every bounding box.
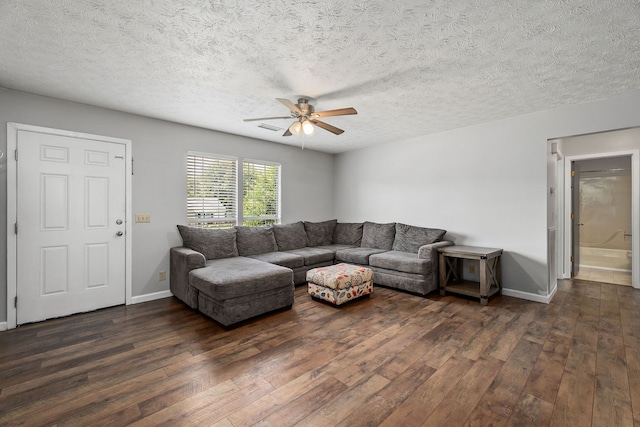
[306,263,373,305]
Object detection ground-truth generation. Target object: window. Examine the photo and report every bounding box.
[186,152,281,228]
[243,160,281,227]
[187,153,237,229]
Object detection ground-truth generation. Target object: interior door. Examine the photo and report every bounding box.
[16,130,127,325]
[571,161,581,277]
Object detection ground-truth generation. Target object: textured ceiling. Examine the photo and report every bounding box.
[1,1,640,153]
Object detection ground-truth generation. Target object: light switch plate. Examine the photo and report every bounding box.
[135,214,151,223]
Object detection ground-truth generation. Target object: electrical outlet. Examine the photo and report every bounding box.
[135,214,151,223]
[469,264,476,274]
[158,271,166,281]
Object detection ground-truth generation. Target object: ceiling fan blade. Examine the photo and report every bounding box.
[282,128,292,136]
[309,107,358,119]
[243,116,292,122]
[276,98,302,115]
[310,107,357,119]
[310,119,344,135]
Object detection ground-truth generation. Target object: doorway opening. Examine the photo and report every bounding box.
[572,156,632,286]
[550,126,640,290]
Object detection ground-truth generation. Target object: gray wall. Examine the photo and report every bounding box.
[333,90,640,298]
[0,88,335,323]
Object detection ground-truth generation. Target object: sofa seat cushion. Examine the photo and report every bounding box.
[369,251,432,275]
[335,247,388,265]
[315,244,358,254]
[285,247,334,266]
[189,257,293,300]
[248,251,304,269]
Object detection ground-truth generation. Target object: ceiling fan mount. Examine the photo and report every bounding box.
[244,97,357,137]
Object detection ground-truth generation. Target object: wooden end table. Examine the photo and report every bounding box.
[438,245,503,306]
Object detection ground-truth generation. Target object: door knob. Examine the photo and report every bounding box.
[116,219,123,225]
[117,231,124,236]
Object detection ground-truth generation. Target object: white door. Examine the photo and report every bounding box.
[16,130,127,325]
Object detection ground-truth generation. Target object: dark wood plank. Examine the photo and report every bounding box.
[507,393,554,427]
[477,338,543,418]
[422,356,504,426]
[379,354,475,426]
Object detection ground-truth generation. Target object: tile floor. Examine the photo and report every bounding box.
[574,266,632,286]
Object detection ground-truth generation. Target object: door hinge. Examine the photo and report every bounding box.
[14,222,18,234]
[570,256,574,262]
[570,213,574,220]
[571,170,575,177]
[131,158,134,175]
[14,296,17,308]
[15,149,18,161]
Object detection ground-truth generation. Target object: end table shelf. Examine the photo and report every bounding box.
[438,245,503,306]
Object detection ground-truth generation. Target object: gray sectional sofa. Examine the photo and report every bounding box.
[170,220,452,326]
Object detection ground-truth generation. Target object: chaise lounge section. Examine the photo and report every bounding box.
[170,220,452,326]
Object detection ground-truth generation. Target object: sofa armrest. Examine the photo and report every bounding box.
[170,246,206,309]
[417,241,454,264]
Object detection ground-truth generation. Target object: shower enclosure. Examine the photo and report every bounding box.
[577,156,632,273]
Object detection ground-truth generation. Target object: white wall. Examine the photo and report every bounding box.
[334,89,640,300]
[0,88,335,323]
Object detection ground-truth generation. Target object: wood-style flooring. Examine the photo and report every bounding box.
[1,279,639,426]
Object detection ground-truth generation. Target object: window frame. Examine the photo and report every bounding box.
[186,151,281,228]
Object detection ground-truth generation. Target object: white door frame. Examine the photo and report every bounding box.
[561,149,639,288]
[6,122,133,329]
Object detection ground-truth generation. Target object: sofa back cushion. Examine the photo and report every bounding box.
[333,222,364,246]
[304,219,337,246]
[392,223,446,253]
[177,225,238,260]
[235,226,279,256]
[273,221,309,251]
[361,221,396,250]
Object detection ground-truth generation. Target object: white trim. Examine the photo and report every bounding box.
[501,286,556,304]
[0,322,7,332]
[6,123,133,329]
[562,149,639,289]
[131,290,173,304]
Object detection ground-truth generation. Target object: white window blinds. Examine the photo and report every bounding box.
[242,160,281,227]
[187,153,237,229]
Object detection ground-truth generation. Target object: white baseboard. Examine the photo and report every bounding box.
[501,286,556,304]
[0,321,7,331]
[131,290,173,304]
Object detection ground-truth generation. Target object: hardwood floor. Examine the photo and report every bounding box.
[1,279,639,426]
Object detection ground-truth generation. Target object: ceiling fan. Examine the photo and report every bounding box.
[244,98,357,137]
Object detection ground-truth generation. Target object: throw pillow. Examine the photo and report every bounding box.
[176,225,238,260]
[273,221,309,251]
[392,223,446,253]
[304,219,337,246]
[235,226,279,256]
[333,222,364,246]
[361,221,396,250]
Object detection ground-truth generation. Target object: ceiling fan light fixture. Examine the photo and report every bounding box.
[302,119,314,135]
[289,121,302,136]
